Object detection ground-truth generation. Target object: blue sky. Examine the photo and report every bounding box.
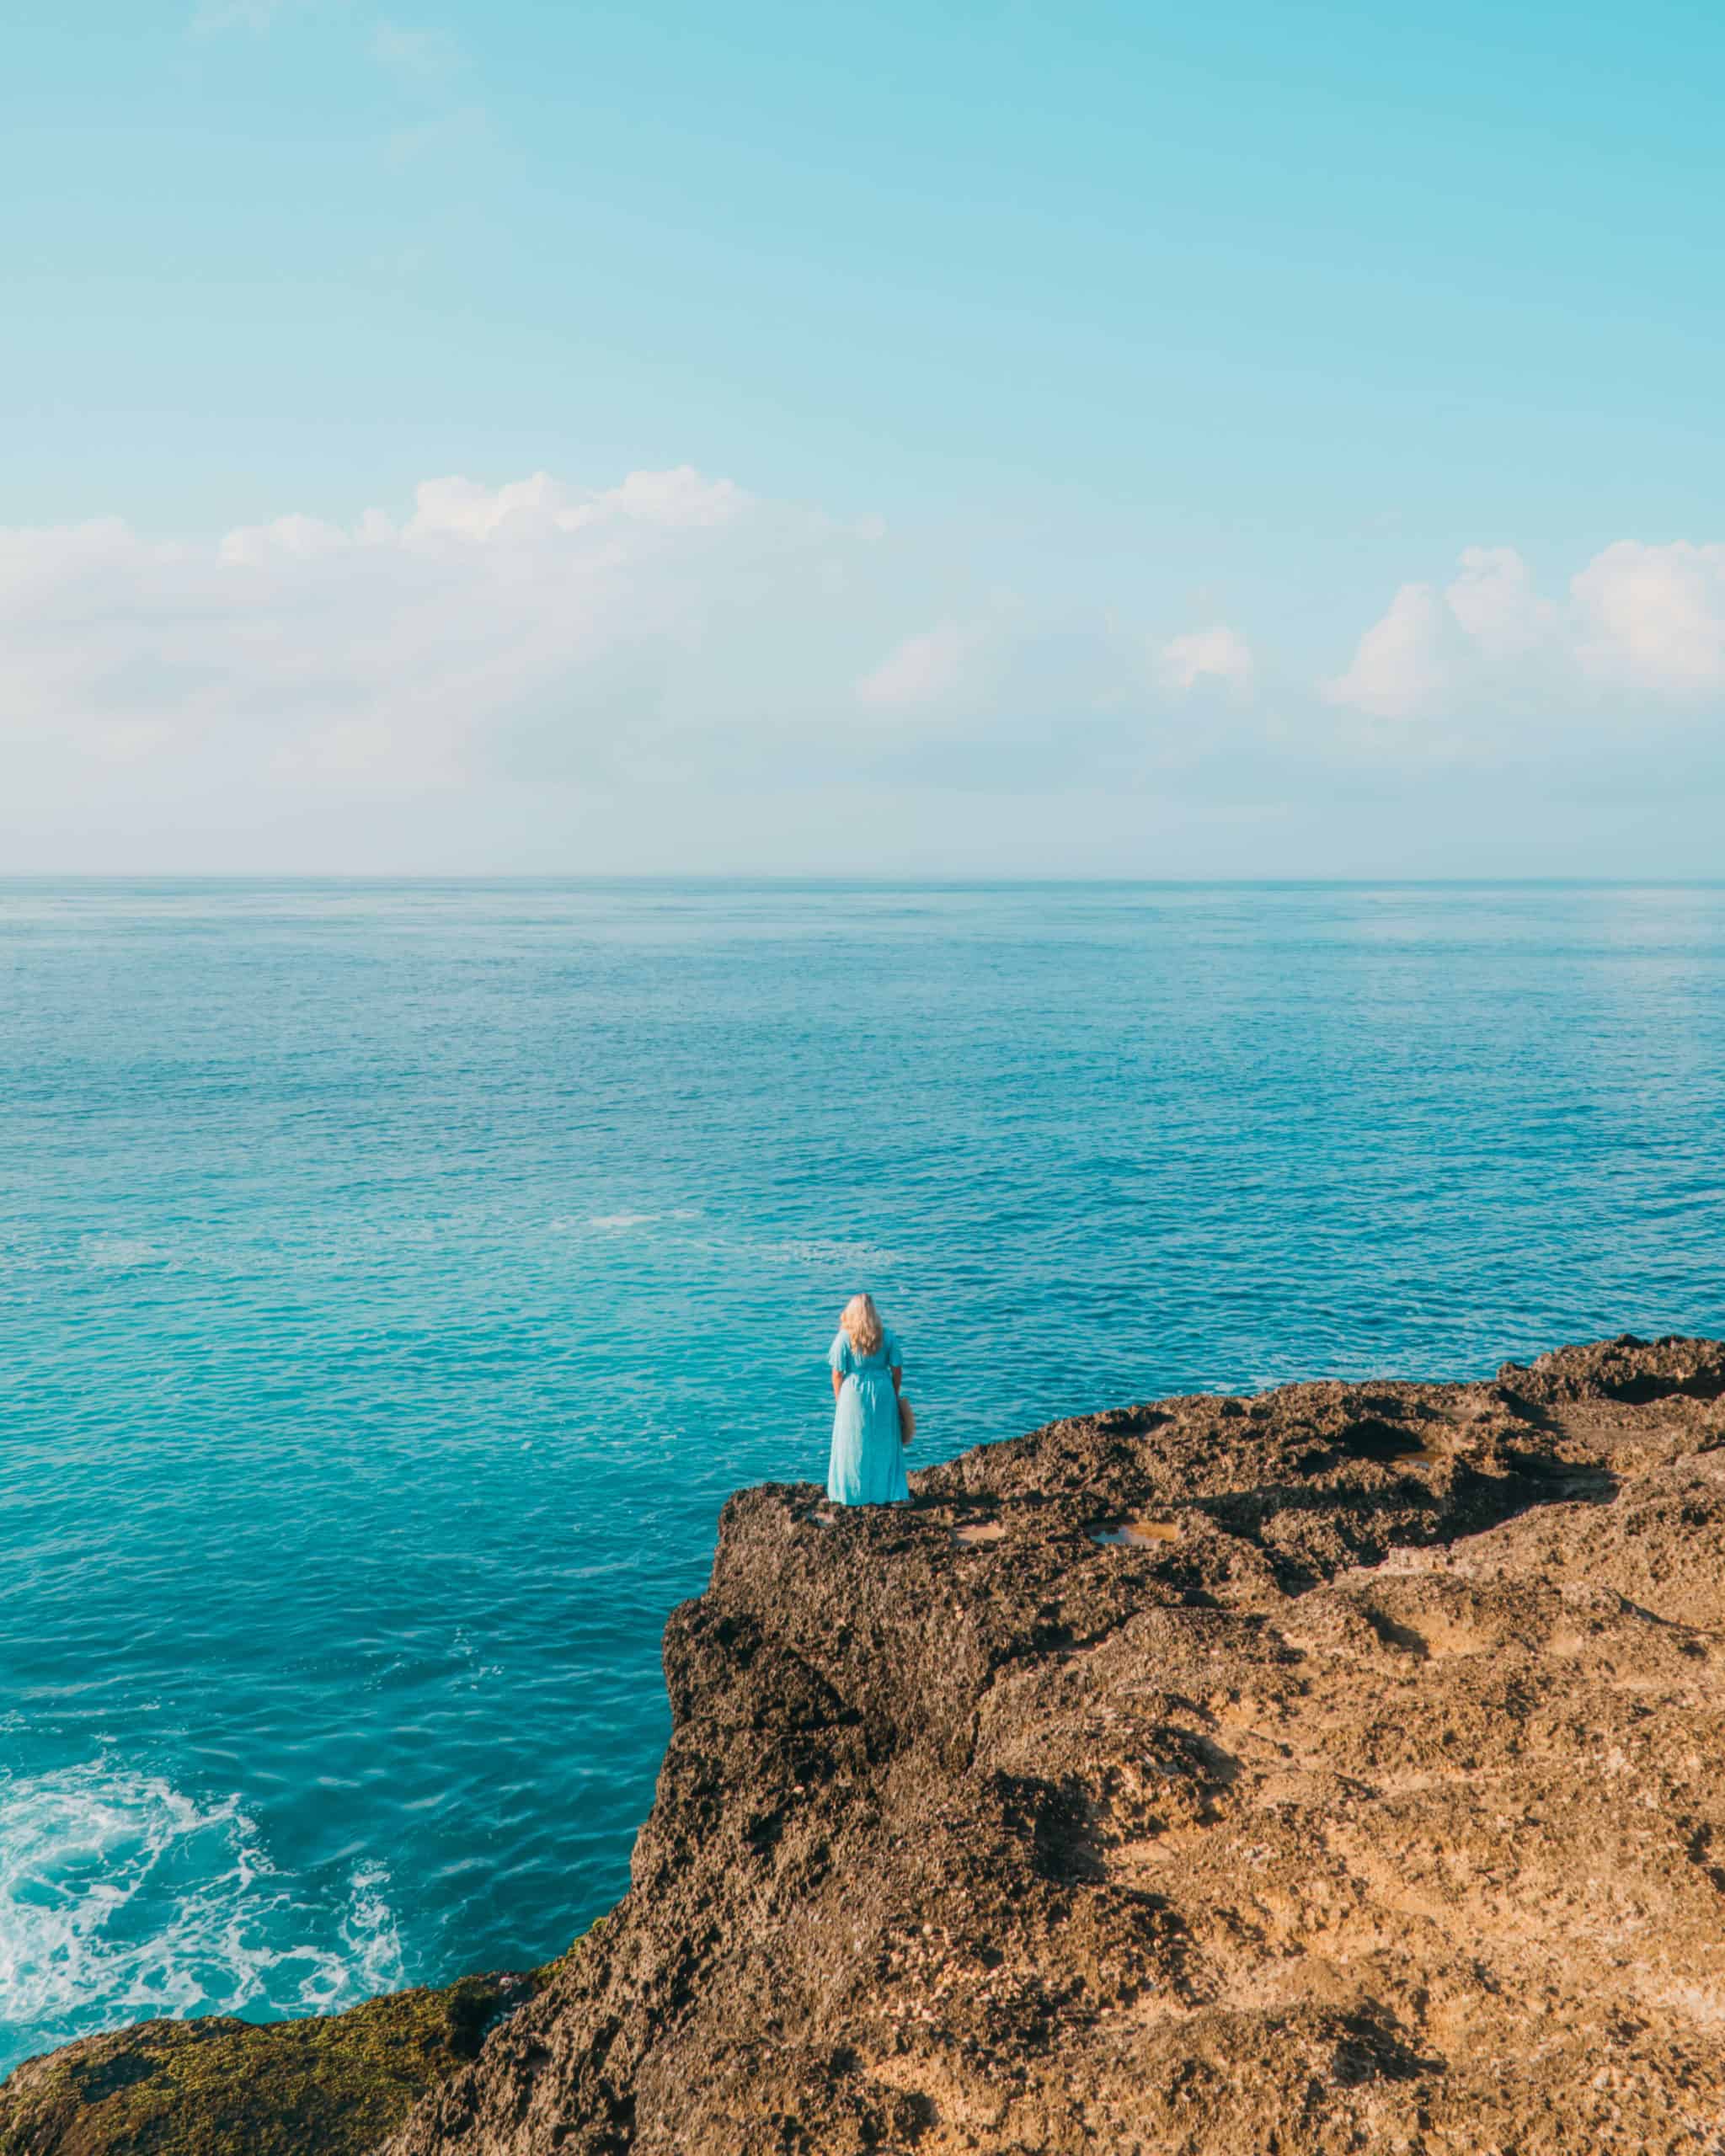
[4,1,1723,872]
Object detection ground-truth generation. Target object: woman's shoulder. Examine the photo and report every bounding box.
[828,1328,852,1366]
[884,1325,904,1364]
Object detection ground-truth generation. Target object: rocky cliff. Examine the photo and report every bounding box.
[6,1335,1725,2156]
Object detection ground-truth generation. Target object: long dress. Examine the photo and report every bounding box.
[826,1325,910,1506]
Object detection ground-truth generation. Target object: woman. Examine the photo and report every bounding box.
[826,1293,910,1506]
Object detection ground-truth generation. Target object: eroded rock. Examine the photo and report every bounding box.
[379,1333,1725,2155]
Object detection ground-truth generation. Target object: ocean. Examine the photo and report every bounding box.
[3,879,1722,2075]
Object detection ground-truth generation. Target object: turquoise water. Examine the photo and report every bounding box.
[3,879,1723,2073]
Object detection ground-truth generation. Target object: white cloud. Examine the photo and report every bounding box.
[855,622,986,711]
[0,474,1281,870]
[5,479,1722,873]
[1324,581,1462,720]
[1572,541,1725,696]
[0,471,862,803]
[1158,624,1255,695]
[5,474,1258,868]
[1327,539,1725,720]
[1443,546,1557,660]
[218,512,356,565]
[857,611,1260,718]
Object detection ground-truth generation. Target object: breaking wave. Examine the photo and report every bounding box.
[0,1762,403,2071]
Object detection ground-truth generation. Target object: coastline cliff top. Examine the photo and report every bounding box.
[6,1333,1724,2156]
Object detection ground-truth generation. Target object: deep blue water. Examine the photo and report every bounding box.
[3,880,1723,2074]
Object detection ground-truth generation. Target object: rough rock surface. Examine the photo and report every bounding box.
[384,1336,1725,2156]
[7,1336,1725,2156]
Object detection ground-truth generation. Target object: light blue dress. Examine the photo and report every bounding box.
[826,1326,910,1506]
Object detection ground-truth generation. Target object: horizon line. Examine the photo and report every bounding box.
[3,873,1724,891]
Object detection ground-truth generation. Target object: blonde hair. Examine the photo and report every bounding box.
[841,1293,884,1357]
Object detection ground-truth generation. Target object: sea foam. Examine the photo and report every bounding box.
[0,1763,403,2067]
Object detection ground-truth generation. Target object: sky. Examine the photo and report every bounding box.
[3,0,1723,874]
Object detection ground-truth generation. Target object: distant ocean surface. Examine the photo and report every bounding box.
[4,879,1723,2074]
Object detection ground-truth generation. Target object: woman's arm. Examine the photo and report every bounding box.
[890,1365,903,1396]
[831,1370,845,1401]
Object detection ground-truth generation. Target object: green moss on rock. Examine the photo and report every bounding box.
[0,1972,531,2156]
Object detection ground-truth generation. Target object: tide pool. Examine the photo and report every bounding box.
[3,879,1722,2073]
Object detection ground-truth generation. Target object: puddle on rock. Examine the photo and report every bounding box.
[953,1520,1006,1546]
[1091,1517,1181,1547]
[1335,1417,1449,1468]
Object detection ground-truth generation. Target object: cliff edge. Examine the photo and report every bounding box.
[7,1335,1725,2155]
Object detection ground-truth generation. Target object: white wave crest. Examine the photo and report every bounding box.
[765,1238,901,1269]
[0,1763,403,2068]
[79,1235,168,1270]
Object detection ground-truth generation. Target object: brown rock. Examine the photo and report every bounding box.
[381,1332,1725,2154]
